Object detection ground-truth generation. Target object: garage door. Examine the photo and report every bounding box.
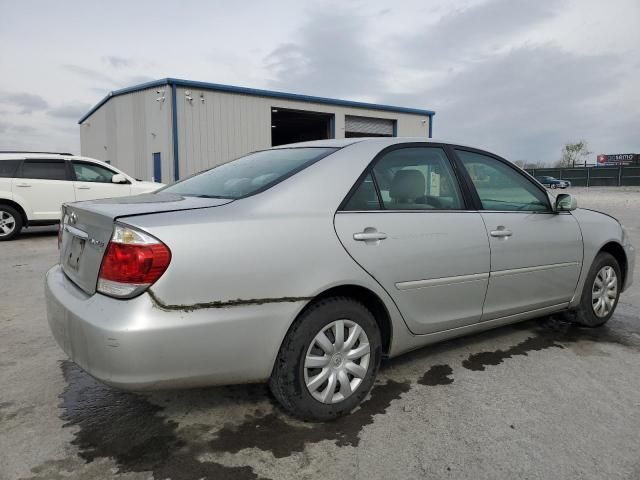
[345,115,394,137]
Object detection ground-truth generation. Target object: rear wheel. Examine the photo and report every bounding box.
[572,252,621,327]
[0,205,22,241]
[269,297,382,421]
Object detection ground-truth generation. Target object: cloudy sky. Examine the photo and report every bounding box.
[0,0,638,164]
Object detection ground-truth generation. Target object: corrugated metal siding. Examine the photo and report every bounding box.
[175,87,430,177]
[81,85,431,182]
[79,87,173,182]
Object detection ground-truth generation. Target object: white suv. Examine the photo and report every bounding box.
[0,152,163,240]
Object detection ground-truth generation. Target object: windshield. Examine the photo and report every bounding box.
[161,147,337,199]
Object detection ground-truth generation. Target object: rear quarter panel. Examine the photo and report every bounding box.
[124,141,420,362]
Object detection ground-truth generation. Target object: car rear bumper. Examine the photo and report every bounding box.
[45,265,302,390]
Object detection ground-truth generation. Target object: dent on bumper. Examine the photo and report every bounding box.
[45,265,303,390]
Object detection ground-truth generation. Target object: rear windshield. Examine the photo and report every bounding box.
[161,147,337,199]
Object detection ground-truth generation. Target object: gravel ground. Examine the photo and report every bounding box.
[1,187,638,480]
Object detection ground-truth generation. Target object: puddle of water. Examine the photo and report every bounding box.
[57,361,410,477]
[418,364,454,386]
[462,335,564,371]
[209,380,411,458]
[59,361,262,480]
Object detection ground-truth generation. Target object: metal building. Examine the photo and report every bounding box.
[79,78,435,182]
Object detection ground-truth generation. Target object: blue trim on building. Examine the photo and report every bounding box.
[428,114,434,138]
[170,84,180,181]
[78,77,436,124]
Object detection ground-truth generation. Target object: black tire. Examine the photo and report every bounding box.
[571,252,622,327]
[550,184,557,189]
[0,204,23,241]
[269,296,382,421]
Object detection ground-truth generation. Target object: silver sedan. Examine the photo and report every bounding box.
[46,138,635,421]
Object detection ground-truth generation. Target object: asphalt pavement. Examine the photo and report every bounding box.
[1,187,638,480]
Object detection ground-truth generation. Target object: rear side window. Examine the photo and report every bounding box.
[21,160,68,181]
[343,174,381,210]
[343,147,463,211]
[0,160,21,178]
[162,147,337,199]
[456,150,550,212]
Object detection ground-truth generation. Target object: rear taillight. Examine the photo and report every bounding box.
[97,224,171,298]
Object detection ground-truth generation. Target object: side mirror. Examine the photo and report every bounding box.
[111,173,128,184]
[555,193,577,212]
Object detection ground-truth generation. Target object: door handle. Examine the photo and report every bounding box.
[77,185,91,190]
[15,183,31,187]
[353,230,387,241]
[490,227,512,238]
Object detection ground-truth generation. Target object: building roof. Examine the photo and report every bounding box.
[78,77,436,124]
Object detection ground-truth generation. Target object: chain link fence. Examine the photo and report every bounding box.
[526,166,640,187]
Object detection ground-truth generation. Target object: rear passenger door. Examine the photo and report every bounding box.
[13,159,75,221]
[454,148,582,320]
[334,144,490,335]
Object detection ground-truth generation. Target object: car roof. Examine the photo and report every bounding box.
[272,137,483,151]
[0,152,108,164]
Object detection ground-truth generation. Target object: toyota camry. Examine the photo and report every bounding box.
[46,138,635,421]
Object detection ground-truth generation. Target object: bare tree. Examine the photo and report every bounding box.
[558,140,592,168]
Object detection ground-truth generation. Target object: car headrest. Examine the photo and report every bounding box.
[390,169,425,201]
[223,178,252,196]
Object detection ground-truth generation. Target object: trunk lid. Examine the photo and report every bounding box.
[59,193,232,294]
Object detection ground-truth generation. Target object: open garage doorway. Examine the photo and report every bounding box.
[271,108,334,146]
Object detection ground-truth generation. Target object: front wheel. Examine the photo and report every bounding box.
[571,252,621,327]
[550,184,557,189]
[0,205,22,241]
[269,296,382,421]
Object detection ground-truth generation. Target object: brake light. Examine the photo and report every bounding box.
[97,224,171,298]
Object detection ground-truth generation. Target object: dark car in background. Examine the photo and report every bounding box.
[536,175,571,189]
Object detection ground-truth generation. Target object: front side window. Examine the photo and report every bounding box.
[72,162,118,183]
[345,147,463,210]
[20,160,68,181]
[456,150,550,212]
[162,147,337,199]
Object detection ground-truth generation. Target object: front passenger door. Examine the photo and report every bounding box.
[71,161,132,201]
[455,149,582,320]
